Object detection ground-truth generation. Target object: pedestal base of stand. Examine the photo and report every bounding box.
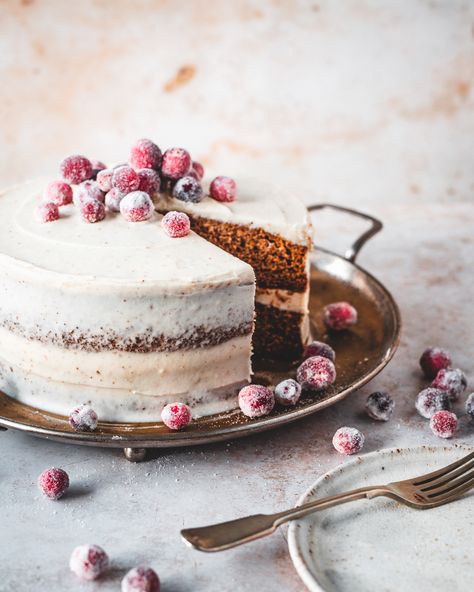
[123,447,147,462]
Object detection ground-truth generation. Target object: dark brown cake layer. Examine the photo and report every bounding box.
[1,318,253,353]
[187,215,310,292]
[253,302,306,361]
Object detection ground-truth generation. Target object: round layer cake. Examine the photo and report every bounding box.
[0,166,313,424]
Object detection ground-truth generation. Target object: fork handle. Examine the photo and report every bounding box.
[181,485,388,552]
[273,484,387,526]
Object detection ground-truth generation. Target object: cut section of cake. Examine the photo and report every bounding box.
[0,180,255,421]
[154,178,313,361]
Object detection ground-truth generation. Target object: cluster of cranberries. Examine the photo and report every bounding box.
[416,347,470,438]
[238,338,338,419]
[36,139,237,232]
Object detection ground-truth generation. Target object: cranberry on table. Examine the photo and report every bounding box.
[210,176,237,203]
[60,155,93,185]
[161,147,191,179]
[38,467,69,500]
[75,180,105,205]
[296,355,336,391]
[466,393,474,421]
[192,161,204,180]
[81,199,106,223]
[303,340,335,362]
[120,191,154,222]
[162,211,191,238]
[161,402,192,430]
[69,544,109,581]
[172,175,203,203]
[238,384,275,418]
[96,168,114,192]
[415,387,451,419]
[430,410,458,439]
[431,367,467,401]
[137,168,161,195]
[365,391,394,421]
[274,379,302,406]
[129,138,162,171]
[419,347,452,379]
[69,404,98,432]
[112,165,140,193]
[121,566,160,592]
[323,302,358,331]
[43,180,73,206]
[35,201,59,223]
[332,427,365,455]
[105,187,126,212]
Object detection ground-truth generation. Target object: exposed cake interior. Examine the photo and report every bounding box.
[155,178,312,361]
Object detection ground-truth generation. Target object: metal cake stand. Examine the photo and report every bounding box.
[0,205,401,461]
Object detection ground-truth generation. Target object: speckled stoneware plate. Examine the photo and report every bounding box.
[0,205,401,460]
[288,445,474,592]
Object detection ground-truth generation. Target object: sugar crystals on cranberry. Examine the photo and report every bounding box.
[415,387,451,419]
[274,379,302,406]
[419,347,452,379]
[172,176,203,203]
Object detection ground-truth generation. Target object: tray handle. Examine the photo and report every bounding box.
[308,203,383,263]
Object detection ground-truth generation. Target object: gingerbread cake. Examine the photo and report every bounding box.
[0,141,312,424]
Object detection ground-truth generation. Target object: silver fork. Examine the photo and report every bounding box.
[181,450,474,552]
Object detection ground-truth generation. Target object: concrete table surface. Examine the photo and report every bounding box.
[1,1,473,590]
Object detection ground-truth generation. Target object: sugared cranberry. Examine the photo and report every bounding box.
[96,168,114,192]
[35,201,59,223]
[75,180,105,205]
[419,347,452,379]
[296,356,336,391]
[466,392,474,421]
[129,138,162,171]
[121,566,160,592]
[137,168,161,195]
[430,410,458,438]
[432,368,467,401]
[238,384,275,418]
[192,161,204,180]
[69,404,98,432]
[172,176,203,203]
[112,165,140,193]
[60,155,93,184]
[210,176,237,203]
[415,387,451,419]
[105,187,126,212]
[38,467,69,500]
[120,191,153,222]
[303,340,335,362]
[366,391,394,421]
[161,402,192,430]
[274,379,301,406]
[332,427,365,455]
[81,199,106,223]
[44,180,73,206]
[90,160,106,179]
[161,211,191,238]
[323,302,358,331]
[161,147,191,179]
[69,544,109,581]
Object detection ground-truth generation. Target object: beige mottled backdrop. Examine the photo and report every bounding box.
[1,0,473,211]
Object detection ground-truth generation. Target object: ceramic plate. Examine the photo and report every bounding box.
[288,445,474,592]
